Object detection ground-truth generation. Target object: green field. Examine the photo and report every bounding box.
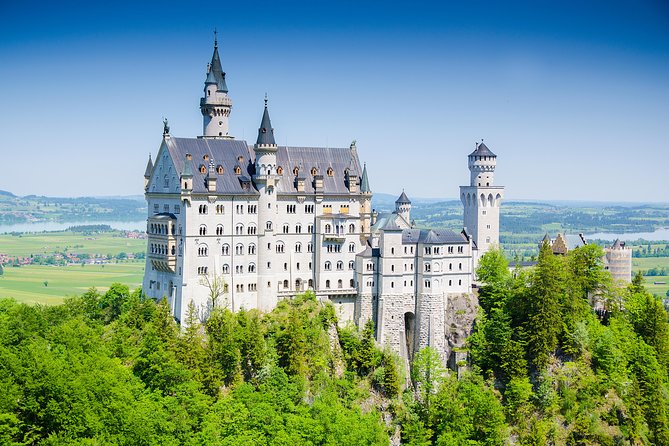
[0,262,145,305]
[0,231,146,257]
[631,255,669,297]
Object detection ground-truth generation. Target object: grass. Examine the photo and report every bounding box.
[0,262,145,305]
[630,256,669,298]
[0,231,146,257]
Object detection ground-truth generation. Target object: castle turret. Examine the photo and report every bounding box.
[395,191,411,225]
[253,98,279,311]
[200,35,233,138]
[360,163,372,237]
[460,141,504,258]
[144,154,153,190]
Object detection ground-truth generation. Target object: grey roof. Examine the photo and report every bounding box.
[469,142,496,157]
[209,43,228,93]
[205,69,218,85]
[165,137,257,195]
[273,146,362,195]
[256,105,276,146]
[360,163,371,193]
[396,191,411,204]
[382,219,403,231]
[402,228,468,245]
[152,212,177,220]
[611,239,625,249]
[144,154,153,177]
[564,234,587,250]
[181,155,193,177]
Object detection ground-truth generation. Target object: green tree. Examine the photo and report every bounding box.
[524,241,565,370]
[411,346,446,413]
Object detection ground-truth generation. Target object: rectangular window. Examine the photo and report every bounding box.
[174,205,180,214]
[153,204,159,213]
[323,204,332,214]
[340,205,349,214]
[163,204,169,213]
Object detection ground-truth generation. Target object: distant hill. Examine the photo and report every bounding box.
[0,190,16,197]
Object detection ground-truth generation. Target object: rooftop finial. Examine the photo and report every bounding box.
[264,92,268,108]
[214,28,218,48]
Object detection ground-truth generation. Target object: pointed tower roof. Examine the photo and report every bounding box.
[209,38,228,93]
[205,69,218,85]
[360,163,371,193]
[396,190,411,204]
[144,154,153,178]
[256,98,276,146]
[469,141,496,157]
[181,156,193,177]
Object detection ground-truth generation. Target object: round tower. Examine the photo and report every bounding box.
[395,191,411,224]
[460,141,504,259]
[200,36,233,138]
[468,141,497,186]
[253,98,279,311]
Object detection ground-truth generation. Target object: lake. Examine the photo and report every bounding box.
[0,220,147,234]
[586,228,669,242]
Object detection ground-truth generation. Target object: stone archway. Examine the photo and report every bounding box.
[404,312,416,361]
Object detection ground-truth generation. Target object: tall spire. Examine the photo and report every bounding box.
[360,163,371,193]
[209,32,228,93]
[256,97,276,146]
[144,154,153,178]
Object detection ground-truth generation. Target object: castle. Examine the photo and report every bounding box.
[142,39,503,364]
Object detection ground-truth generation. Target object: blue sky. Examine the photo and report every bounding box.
[1,0,667,201]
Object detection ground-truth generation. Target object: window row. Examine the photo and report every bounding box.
[150,243,175,256]
[153,204,180,215]
[324,260,355,271]
[324,223,355,234]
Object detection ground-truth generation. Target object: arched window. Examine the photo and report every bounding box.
[199,205,207,215]
[248,244,256,255]
[234,166,241,175]
[295,242,302,253]
[325,224,331,233]
[325,261,331,271]
[349,242,356,253]
[199,165,206,174]
[325,280,331,289]
[198,245,208,256]
[199,225,207,236]
[283,224,289,234]
[277,166,284,175]
[307,242,313,253]
[348,260,354,270]
[293,166,299,176]
[327,167,333,177]
[276,242,285,253]
[308,279,314,288]
[216,165,223,174]
[338,279,343,288]
[235,244,244,255]
[311,167,318,175]
[348,224,355,234]
[283,279,289,289]
[235,224,244,235]
[336,261,343,271]
[248,263,256,273]
[350,279,355,288]
[223,264,229,274]
[222,244,230,255]
[295,224,302,234]
[247,224,257,235]
[266,221,273,230]
[216,224,224,236]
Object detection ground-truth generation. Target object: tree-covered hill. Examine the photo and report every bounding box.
[0,244,668,445]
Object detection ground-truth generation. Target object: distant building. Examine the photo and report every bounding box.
[604,239,632,283]
[539,233,632,283]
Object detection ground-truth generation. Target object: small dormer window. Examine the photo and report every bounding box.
[186,153,192,160]
[199,164,206,174]
[217,165,224,174]
[234,166,241,175]
[327,167,333,177]
[277,166,284,175]
[203,154,209,161]
[311,167,318,176]
[237,156,244,163]
[293,167,299,176]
